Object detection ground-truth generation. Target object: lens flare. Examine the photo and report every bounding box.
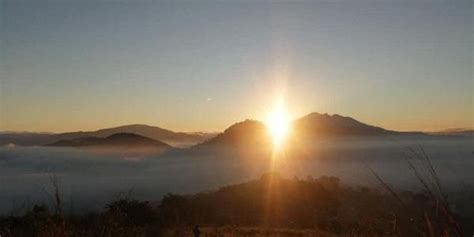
[266,100,291,148]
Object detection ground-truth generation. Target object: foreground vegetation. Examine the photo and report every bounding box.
[0,171,469,237]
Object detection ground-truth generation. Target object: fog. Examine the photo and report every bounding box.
[0,137,472,215]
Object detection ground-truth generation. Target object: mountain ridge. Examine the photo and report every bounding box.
[49,132,171,148]
[48,133,173,155]
[56,124,215,146]
[292,112,396,137]
[194,112,424,149]
[194,119,271,148]
[0,112,440,147]
[0,125,216,147]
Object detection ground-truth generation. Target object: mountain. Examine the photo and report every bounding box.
[0,125,216,147]
[191,113,425,152]
[198,113,409,147]
[0,113,430,148]
[183,120,273,158]
[49,133,172,154]
[195,120,271,148]
[56,124,214,147]
[292,112,397,137]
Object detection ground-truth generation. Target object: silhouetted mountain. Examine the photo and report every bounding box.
[0,125,216,147]
[156,174,436,235]
[56,124,214,147]
[293,112,397,137]
[1,113,431,148]
[49,133,172,149]
[187,113,428,155]
[196,113,422,148]
[194,120,271,148]
[175,119,273,159]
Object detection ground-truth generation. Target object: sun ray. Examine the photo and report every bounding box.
[265,98,291,149]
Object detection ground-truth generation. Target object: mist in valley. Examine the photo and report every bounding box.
[1,136,472,215]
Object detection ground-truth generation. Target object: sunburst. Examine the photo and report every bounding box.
[265,100,291,147]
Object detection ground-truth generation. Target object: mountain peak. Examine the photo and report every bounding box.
[223,119,266,134]
[49,132,172,149]
[196,119,270,148]
[55,124,215,147]
[294,112,393,137]
[105,132,156,141]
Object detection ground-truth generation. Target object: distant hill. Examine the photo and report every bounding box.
[196,113,422,147]
[48,133,172,154]
[0,125,216,147]
[196,120,271,148]
[50,133,170,147]
[293,112,397,137]
[183,120,272,158]
[56,124,215,147]
[188,113,429,155]
[0,113,440,148]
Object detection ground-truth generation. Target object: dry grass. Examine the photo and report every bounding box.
[162,226,337,237]
[369,145,463,237]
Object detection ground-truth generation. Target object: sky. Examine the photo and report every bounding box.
[1,0,472,133]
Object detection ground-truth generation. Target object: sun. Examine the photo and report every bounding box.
[265,101,291,147]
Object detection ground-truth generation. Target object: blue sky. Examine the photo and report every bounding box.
[1,0,472,132]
